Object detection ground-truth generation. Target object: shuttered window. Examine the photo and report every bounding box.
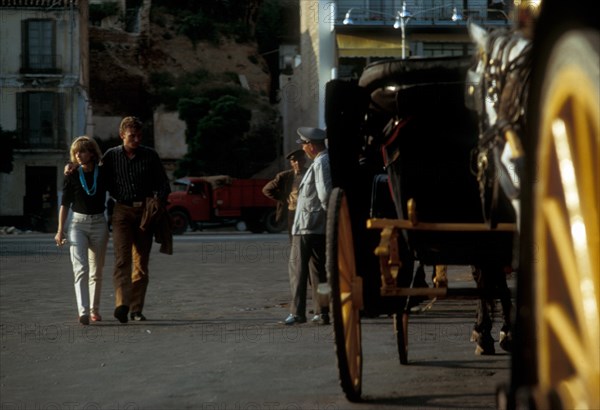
[22,19,57,72]
[16,92,64,148]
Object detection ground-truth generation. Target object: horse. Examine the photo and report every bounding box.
[465,22,532,354]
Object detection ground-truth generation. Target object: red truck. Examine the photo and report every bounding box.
[166,175,283,234]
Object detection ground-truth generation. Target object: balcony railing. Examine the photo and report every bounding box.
[0,0,80,9]
[336,4,510,27]
[19,54,63,74]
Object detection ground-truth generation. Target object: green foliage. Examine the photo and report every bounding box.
[151,0,256,43]
[178,95,251,177]
[149,69,216,110]
[255,0,282,55]
[181,69,212,86]
[141,2,284,177]
[175,94,279,178]
[177,97,211,144]
[89,2,119,26]
[176,11,219,46]
[149,6,168,27]
[220,21,252,43]
[202,85,247,101]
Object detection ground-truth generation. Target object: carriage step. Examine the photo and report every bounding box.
[368,218,517,232]
[381,286,514,299]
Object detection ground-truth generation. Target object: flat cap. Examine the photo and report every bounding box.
[285,149,306,161]
[296,127,327,144]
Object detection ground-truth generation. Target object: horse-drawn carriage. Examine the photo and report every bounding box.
[323,0,599,408]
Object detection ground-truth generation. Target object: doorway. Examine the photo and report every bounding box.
[23,166,57,232]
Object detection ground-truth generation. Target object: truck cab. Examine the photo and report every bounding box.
[167,176,283,234]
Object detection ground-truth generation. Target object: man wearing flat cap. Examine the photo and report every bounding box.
[262,149,307,238]
[284,127,332,325]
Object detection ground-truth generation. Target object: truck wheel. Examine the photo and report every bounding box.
[264,209,284,233]
[242,209,265,233]
[246,219,264,233]
[169,210,189,235]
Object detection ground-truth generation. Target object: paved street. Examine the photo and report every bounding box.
[1,232,511,410]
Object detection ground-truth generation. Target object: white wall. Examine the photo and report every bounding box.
[153,108,187,160]
[91,116,123,140]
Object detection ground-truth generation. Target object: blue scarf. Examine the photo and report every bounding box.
[78,165,98,196]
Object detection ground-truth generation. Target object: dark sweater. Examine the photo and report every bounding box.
[61,165,107,214]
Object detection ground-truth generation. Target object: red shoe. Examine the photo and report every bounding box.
[91,313,102,322]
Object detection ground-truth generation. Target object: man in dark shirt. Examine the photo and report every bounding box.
[101,116,171,323]
[261,149,307,239]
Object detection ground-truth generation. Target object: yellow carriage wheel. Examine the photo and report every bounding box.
[327,188,363,402]
[533,29,599,409]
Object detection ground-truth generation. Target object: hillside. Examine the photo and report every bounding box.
[89,13,272,116]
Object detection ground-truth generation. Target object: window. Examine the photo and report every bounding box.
[125,0,143,33]
[338,57,367,79]
[22,19,57,73]
[421,42,473,57]
[16,92,64,148]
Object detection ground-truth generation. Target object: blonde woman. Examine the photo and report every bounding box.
[55,137,108,325]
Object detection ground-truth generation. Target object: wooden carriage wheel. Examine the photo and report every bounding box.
[529,29,599,409]
[394,312,409,365]
[327,188,363,402]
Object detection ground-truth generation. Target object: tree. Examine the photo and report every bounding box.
[176,95,253,177]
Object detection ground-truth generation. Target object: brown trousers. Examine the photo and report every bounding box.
[111,203,153,313]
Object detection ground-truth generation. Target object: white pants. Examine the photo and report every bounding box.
[69,212,108,316]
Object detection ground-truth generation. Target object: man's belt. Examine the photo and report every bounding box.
[117,199,145,207]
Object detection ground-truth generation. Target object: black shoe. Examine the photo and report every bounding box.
[114,305,129,323]
[79,315,90,326]
[131,312,146,321]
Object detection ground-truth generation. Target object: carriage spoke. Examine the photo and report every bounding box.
[552,118,592,273]
[551,116,599,337]
[541,199,584,319]
[544,304,588,375]
[557,376,594,410]
[340,292,352,306]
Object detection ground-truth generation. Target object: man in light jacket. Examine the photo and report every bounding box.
[284,127,332,325]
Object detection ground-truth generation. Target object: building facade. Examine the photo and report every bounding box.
[282,0,510,148]
[335,0,511,78]
[0,0,90,230]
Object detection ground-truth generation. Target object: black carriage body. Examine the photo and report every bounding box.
[326,57,515,313]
